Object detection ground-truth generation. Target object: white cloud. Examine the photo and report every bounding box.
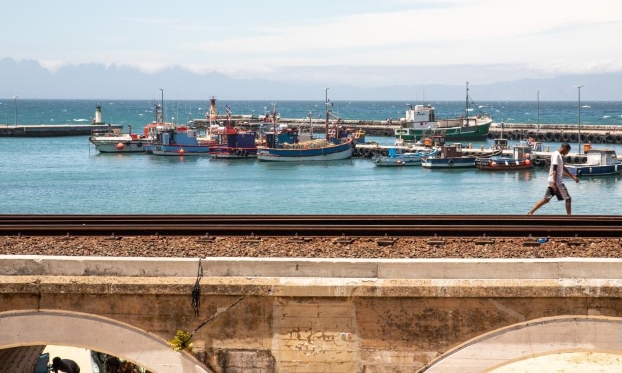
[8,0,622,86]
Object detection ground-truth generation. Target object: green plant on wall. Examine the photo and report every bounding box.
[167,329,194,353]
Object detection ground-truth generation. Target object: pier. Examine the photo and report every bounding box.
[0,123,124,137]
[0,104,123,137]
[196,117,622,144]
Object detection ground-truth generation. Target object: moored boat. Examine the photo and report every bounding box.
[208,104,258,159]
[566,148,622,176]
[151,126,210,156]
[395,82,492,142]
[421,143,476,169]
[256,92,354,162]
[89,95,173,153]
[372,147,438,167]
[475,145,533,171]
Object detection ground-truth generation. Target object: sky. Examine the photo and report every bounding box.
[3,0,622,88]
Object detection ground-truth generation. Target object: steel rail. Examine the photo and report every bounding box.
[0,215,621,238]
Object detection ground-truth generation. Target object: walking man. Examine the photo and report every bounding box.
[527,143,579,215]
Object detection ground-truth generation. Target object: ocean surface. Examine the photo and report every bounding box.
[1,99,621,215]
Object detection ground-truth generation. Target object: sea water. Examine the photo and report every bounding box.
[0,99,621,215]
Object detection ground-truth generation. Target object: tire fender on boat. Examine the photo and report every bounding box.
[447,158,454,167]
[137,142,143,147]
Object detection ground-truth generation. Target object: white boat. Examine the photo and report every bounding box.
[90,100,171,153]
[566,148,622,176]
[372,148,438,167]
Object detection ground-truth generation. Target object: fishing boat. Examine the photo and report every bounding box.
[421,143,476,169]
[394,82,493,142]
[566,148,622,176]
[475,145,533,171]
[372,147,438,167]
[209,105,258,159]
[256,92,354,162]
[89,104,152,153]
[151,125,211,156]
[89,94,173,153]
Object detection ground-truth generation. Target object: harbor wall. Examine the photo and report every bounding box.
[3,256,622,372]
[0,124,123,137]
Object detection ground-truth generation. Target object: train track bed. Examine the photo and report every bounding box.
[1,215,621,259]
[1,235,621,259]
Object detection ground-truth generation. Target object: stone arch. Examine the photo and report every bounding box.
[0,310,212,373]
[423,315,622,372]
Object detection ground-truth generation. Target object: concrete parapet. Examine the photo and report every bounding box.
[3,255,622,280]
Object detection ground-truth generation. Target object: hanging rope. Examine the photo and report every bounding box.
[191,258,202,317]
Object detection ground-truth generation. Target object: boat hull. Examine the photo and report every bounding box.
[373,158,422,167]
[421,157,476,169]
[566,163,622,176]
[90,139,149,153]
[372,150,437,167]
[257,141,353,162]
[152,144,210,156]
[396,119,492,142]
[475,158,533,171]
[210,147,258,159]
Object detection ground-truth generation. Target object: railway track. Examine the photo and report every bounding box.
[1,215,621,238]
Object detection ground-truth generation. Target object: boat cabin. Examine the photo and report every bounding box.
[226,131,257,149]
[513,145,532,160]
[492,138,510,150]
[156,127,199,146]
[401,104,435,123]
[585,148,619,166]
[264,128,299,147]
[441,143,463,158]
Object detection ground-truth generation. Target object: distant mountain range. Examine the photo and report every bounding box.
[1,57,621,101]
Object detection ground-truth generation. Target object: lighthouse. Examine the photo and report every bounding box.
[93,104,102,124]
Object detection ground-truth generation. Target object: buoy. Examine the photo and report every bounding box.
[116,143,124,149]
[525,159,531,165]
[179,148,185,155]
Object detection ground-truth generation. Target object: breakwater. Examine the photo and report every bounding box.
[210,117,622,144]
[487,123,622,144]
[0,123,123,137]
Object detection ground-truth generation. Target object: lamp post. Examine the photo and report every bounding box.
[14,96,18,126]
[575,85,583,154]
[325,87,330,141]
[536,90,540,133]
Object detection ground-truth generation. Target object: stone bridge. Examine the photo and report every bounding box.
[2,256,622,372]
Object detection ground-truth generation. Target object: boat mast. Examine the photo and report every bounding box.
[159,88,164,124]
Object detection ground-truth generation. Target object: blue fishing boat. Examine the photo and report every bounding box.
[372,147,438,167]
[421,143,476,169]
[256,92,354,162]
[566,148,622,176]
[151,126,210,156]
